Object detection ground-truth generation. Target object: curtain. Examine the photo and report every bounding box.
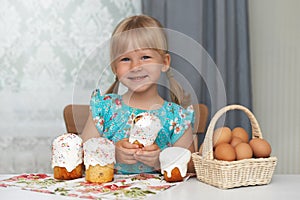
[0,0,141,173]
[142,0,252,143]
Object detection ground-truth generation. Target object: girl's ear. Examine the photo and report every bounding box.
[161,53,171,72]
[111,63,117,74]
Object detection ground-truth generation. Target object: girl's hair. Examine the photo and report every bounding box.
[106,15,190,107]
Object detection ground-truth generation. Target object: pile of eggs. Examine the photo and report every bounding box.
[199,127,272,161]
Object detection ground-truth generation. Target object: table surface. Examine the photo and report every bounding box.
[1,174,300,200]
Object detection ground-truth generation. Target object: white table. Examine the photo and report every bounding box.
[148,175,300,200]
[1,174,299,200]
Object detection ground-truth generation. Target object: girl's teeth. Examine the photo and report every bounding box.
[130,76,147,80]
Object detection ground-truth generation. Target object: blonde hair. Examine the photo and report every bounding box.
[106,15,190,107]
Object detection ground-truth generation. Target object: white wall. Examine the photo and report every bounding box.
[249,0,300,174]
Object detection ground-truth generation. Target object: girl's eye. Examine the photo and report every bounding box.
[120,57,130,62]
[141,56,151,60]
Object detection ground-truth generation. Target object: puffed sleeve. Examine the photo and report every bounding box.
[89,89,111,135]
[169,104,195,144]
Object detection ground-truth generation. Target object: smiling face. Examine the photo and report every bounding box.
[114,48,170,93]
[109,15,170,95]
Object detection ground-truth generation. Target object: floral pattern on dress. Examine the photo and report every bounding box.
[90,89,194,174]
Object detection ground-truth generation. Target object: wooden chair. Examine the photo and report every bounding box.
[62,103,209,149]
[192,104,209,151]
[63,104,90,134]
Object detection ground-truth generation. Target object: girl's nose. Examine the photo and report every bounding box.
[130,61,142,72]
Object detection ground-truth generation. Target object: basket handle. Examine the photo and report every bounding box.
[202,104,263,160]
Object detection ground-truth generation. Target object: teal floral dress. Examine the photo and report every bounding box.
[90,89,194,174]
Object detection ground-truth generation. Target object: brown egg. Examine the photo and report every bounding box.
[232,127,249,143]
[235,142,253,160]
[231,136,243,147]
[249,138,272,158]
[213,126,232,147]
[214,143,236,161]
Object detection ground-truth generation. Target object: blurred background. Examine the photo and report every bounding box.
[0,0,299,174]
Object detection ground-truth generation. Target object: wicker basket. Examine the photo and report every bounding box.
[192,104,277,189]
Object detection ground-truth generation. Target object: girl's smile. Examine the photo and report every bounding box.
[127,74,149,82]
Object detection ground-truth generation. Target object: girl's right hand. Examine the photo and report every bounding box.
[115,138,140,164]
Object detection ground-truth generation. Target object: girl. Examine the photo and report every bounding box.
[81,15,195,174]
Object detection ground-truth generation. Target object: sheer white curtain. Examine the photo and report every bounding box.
[0,0,141,173]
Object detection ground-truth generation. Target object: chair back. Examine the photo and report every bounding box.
[193,104,209,150]
[62,103,209,149]
[63,104,89,134]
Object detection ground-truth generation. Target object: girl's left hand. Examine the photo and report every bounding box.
[133,143,161,170]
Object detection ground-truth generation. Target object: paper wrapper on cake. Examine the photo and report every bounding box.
[51,133,83,180]
[159,147,191,182]
[129,112,162,147]
[83,137,115,183]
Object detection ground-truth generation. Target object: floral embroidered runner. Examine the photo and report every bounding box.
[0,173,188,199]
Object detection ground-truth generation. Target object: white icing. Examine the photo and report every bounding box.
[51,133,83,172]
[129,112,162,146]
[83,137,115,170]
[159,147,191,178]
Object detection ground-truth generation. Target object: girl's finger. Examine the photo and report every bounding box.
[142,144,159,151]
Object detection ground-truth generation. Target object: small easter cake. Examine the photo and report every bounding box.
[129,112,162,147]
[83,137,115,183]
[51,133,83,180]
[159,147,191,182]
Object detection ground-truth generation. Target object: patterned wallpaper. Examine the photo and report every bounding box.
[0,0,141,173]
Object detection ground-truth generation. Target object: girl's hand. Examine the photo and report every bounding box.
[115,138,140,164]
[133,143,161,170]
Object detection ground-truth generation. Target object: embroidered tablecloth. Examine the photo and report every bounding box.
[0,173,188,199]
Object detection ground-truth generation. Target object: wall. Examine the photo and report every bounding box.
[249,0,300,173]
[0,0,141,173]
